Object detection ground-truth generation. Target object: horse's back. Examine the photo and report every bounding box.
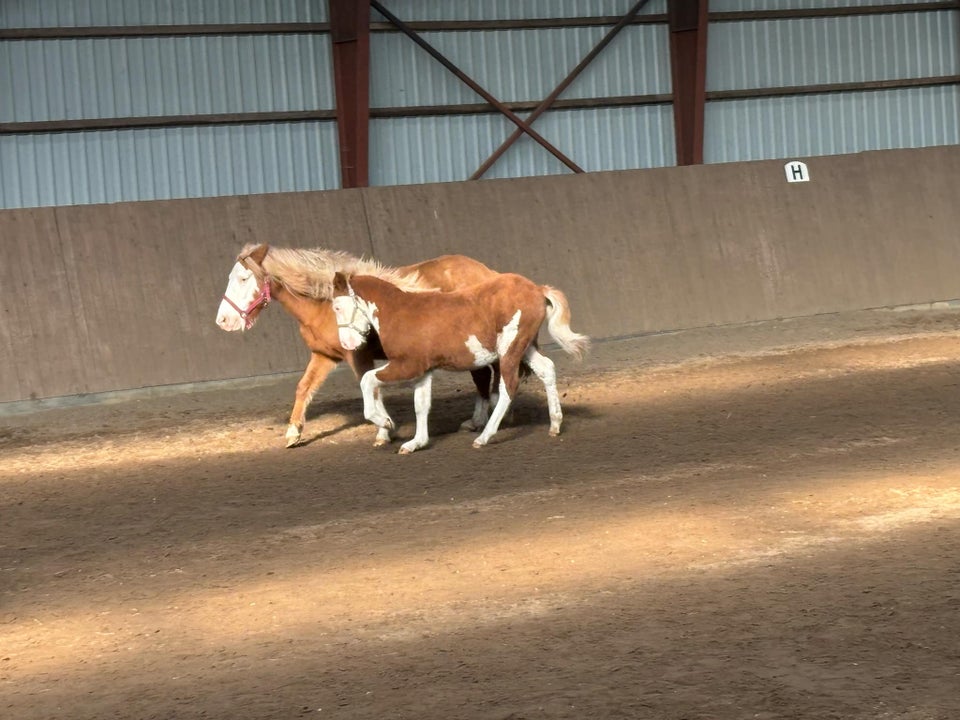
[401,254,499,292]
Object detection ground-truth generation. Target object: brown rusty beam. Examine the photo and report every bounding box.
[5,4,957,40]
[710,1,960,22]
[7,75,957,136]
[0,110,337,135]
[370,0,584,175]
[0,23,331,40]
[669,0,709,166]
[329,0,371,188]
[471,0,653,180]
[369,93,673,119]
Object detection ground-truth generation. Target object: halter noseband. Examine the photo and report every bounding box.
[222,252,272,329]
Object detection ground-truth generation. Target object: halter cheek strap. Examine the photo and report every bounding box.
[222,253,272,329]
[336,282,369,337]
[221,281,271,328]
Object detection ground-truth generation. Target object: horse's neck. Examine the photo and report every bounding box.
[269,280,325,324]
[356,276,403,306]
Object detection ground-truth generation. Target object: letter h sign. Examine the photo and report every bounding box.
[784,161,810,183]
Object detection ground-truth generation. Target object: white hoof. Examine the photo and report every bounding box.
[285,426,302,447]
[399,437,427,454]
[472,438,487,449]
[373,427,392,446]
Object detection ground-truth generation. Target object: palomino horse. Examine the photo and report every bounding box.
[215,243,502,447]
[331,271,589,453]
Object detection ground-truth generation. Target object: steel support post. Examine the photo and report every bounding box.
[330,0,371,188]
[668,0,709,165]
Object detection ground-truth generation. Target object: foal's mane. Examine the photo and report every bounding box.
[242,243,427,299]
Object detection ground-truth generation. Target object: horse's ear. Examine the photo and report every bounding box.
[249,243,269,265]
[333,271,349,294]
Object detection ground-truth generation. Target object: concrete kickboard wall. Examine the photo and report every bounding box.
[2,145,958,403]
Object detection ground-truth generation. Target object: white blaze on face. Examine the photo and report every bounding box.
[332,295,361,350]
[215,262,257,331]
[332,295,375,351]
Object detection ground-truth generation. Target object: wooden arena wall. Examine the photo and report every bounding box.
[2,144,958,404]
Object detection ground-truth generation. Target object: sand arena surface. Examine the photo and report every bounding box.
[3,307,960,719]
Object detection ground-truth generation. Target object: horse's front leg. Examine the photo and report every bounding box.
[399,372,433,454]
[359,366,395,446]
[345,346,390,445]
[286,353,338,447]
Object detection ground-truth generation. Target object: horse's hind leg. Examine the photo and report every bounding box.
[400,372,433,455]
[461,366,493,432]
[286,353,338,447]
[473,358,521,448]
[524,345,562,436]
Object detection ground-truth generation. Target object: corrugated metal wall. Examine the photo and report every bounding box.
[711,0,937,10]
[704,6,960,163]
[369,105,675,186]
[371,25,669,107]
[708,13,958,89]
[2,35,334,120]
[1,0,957,209]
[0,1,329,26]
[368,18,675,184]
[0,1,340,209]
[707,86,959,164]
[2,123,340,208]
[368,1,657,21]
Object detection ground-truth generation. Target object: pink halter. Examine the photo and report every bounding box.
[222,253,272,329]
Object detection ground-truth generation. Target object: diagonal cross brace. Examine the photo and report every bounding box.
[472,0,653,180]
[370,0,585,175]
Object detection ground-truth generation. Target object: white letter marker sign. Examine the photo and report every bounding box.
[784,161,810,183]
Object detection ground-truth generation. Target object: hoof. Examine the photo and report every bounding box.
[549,428,561,437]
[285,427,302,448]
[472,439,486,449]
[399,439,426,454]
[373,426,392,447]
[459,419,480,432]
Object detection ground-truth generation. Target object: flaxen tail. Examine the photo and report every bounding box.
[542,286,590,359]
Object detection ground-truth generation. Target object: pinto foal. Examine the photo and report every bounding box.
[331,271,589,453]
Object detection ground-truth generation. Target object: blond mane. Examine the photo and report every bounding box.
[241,243,428,299]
